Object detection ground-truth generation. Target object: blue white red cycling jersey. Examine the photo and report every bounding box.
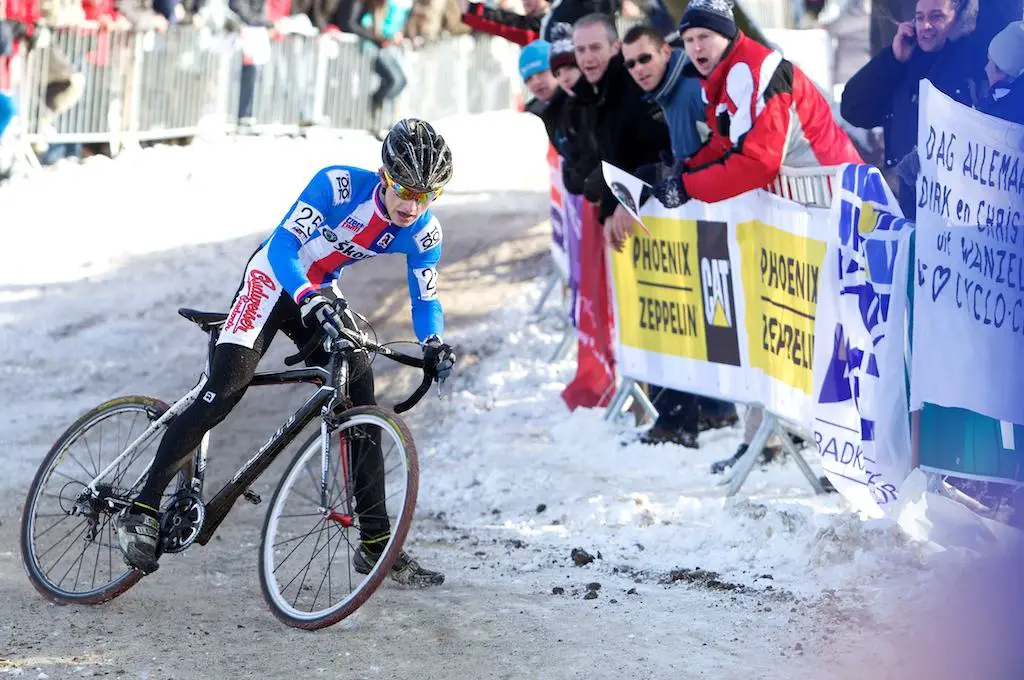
[246,165,444,343]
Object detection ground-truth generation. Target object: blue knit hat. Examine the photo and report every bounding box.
[679,0,738,40]
[519,40,552,81]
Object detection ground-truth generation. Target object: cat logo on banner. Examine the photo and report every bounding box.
[698,221,740,366]
[611,217,739,366]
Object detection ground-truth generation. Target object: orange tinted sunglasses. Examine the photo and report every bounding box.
[382,169,444,205]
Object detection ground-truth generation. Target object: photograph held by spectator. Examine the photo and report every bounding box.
[977,20,1024,125]
[840,0,981,219]
[458,0,618,46]
[651,0,862,211]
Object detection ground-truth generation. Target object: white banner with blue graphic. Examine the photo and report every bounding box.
[811,164,914,517]
[910,82,1024,426]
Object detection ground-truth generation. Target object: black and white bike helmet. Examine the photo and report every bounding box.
[381,119,454,192]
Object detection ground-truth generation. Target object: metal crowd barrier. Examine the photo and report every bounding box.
[6,25,527,153]
[766,165,839,208]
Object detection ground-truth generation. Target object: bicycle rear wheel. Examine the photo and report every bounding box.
[20,396,188,605]
[259,405,419,630]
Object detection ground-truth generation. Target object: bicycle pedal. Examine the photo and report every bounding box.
[243,489,262,505]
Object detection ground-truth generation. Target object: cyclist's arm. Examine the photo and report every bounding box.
[265,168,336,303]
[405,217,444,343]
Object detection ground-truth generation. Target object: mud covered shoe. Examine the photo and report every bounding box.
[353,547,445,588]
[113,507,161,574]
[639,425,699,449]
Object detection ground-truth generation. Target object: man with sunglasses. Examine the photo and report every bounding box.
[616,23,739,447]
[113,119,455,587]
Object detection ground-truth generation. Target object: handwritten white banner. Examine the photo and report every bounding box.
[911,82,1024,426]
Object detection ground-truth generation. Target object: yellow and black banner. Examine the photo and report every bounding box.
[609,195,828,413]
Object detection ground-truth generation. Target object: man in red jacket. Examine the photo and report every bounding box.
[651,0,862,209]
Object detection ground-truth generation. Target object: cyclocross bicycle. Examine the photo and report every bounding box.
[20,301,436,630]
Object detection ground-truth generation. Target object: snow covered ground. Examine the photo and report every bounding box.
[1,111,1020,679]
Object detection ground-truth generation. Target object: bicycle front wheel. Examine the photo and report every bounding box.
[259,405,419,630]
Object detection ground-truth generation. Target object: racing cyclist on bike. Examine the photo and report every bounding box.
[113,119,456,586]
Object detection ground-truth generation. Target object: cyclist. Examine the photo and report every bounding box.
[114,118,456,587]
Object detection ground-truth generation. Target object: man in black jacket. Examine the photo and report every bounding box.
[840,0,984,218]
[571,13,671,227]
[572,13,718,448]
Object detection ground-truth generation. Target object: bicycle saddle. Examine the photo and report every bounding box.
[178,307,228,332]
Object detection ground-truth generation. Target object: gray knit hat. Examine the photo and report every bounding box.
[989,21,1024,79]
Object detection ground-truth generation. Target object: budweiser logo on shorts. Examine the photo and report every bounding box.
[226,269,276,333]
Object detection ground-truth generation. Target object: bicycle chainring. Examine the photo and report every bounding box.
[159,490,205,554]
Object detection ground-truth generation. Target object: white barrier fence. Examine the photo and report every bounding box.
[3,26,524,152]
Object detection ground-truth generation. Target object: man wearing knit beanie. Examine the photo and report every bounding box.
[979,20,1024,125]
[651,0,862,474]
[520,40,559,103]
[548,21,583,93]
[679,0,738,41]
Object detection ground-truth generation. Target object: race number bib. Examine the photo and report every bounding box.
[284,201,324,240]
[412,267,439,300]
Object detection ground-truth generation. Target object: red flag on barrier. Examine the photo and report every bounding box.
[561,200,616,411]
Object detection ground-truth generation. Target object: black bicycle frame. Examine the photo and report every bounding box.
[183,310,428,547]
[193,336,338,546]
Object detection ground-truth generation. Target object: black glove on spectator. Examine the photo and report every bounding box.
[299,293,344,340]
[583,167,604,203]
[423,337,456,382]
[652,173,690,209]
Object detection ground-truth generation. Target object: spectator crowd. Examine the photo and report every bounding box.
[1,0,637,172]
[503,0,1023,472]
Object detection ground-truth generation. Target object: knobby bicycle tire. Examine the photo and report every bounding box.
[258,405,420,630]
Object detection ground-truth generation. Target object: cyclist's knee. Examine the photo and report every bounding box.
[194,386,245,426]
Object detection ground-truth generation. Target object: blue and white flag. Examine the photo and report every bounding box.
[811,164,914,517]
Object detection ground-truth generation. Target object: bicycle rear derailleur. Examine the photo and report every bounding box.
[160,489,205,554]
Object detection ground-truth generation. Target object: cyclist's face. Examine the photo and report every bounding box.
[380,172,435,226]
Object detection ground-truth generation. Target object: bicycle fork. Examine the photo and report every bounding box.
[321,357,354,527]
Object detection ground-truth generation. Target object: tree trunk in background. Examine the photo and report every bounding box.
[661,0,772,46]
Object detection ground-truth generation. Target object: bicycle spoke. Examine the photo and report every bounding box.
[311,522,346,612]
[82,430,100,478]
[23,400,168,602]
[50,524,90,587]
[53,454,94,486]
[34,513,75,542]
[286,523,330,608]
[36,518,88,561]
[273,518,329,569]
